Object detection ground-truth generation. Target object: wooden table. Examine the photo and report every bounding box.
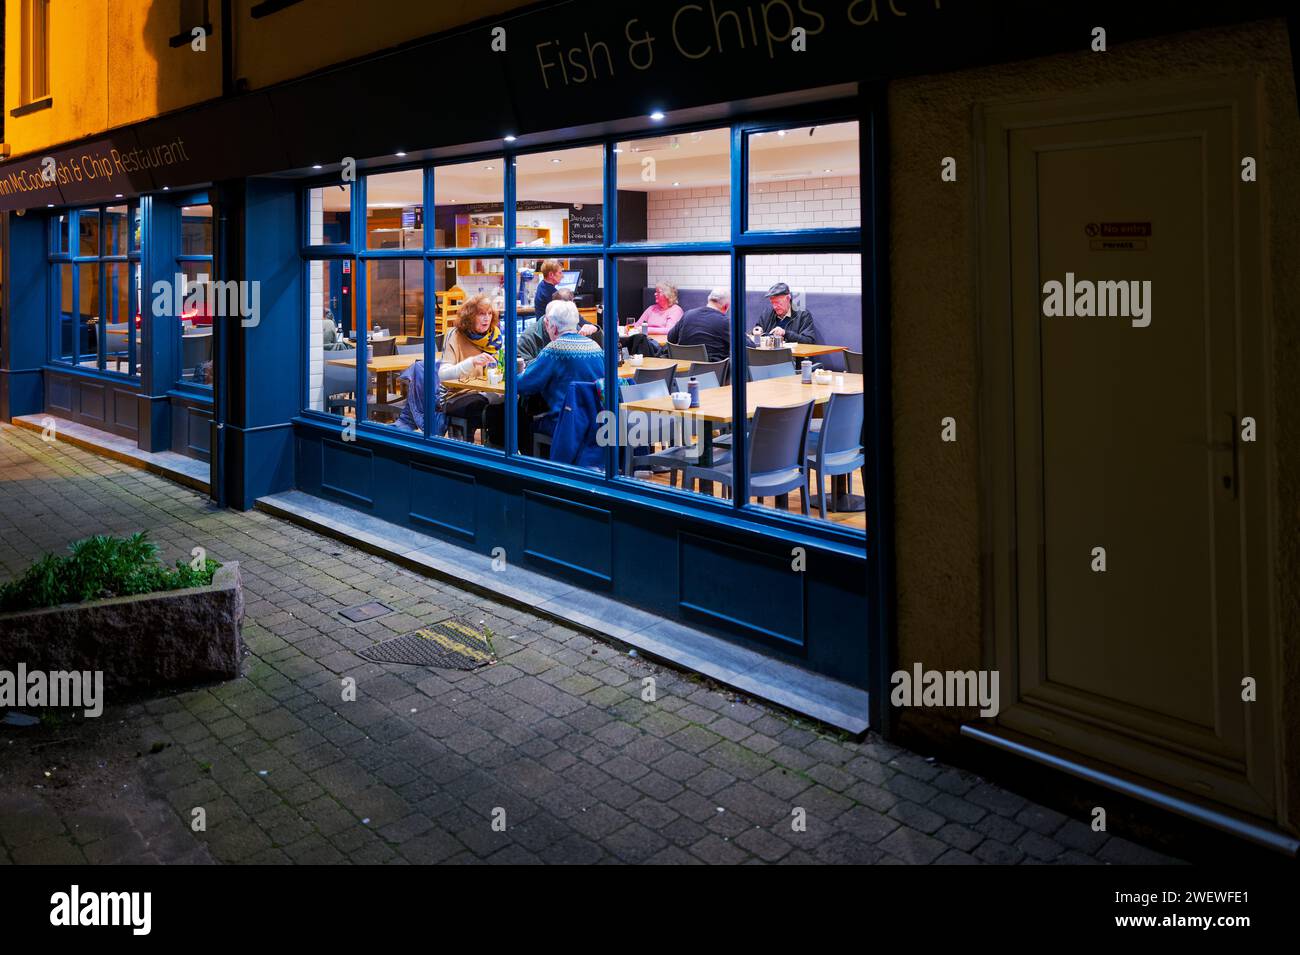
[790,343,846,359]
[621,373,864,500]
[327,353,418,404]
[443,357,690,396]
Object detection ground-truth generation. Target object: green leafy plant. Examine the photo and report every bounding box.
[0,532,219,613]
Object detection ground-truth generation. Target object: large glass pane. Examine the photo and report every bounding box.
[740,252,864,530]
[514,145,603,246]
[432,157,504,250]
[78,211,100,257]
[55,264,75,362]
[365,170,423,250]
[514,294,605,468]
[176,261,215,386]
[307,184,351,245]
[105,262,138,375]
[747,120,860,231]
[617,127,730,243]
[307,257,355,416]
[181,204,213,255]
[52,212,70,254]
[612,255,731,496]
[437,267,505,448]
[104,204,131,256]
[78,263,101,369]
[364,258,425,430]
[515,256,601,330]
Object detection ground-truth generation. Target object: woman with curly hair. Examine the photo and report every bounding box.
[440,293,503,443]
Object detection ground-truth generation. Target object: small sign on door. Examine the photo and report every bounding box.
[1086,222,1151,250]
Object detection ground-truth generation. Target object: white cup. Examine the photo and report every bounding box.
[671,392,692,410]
[834,374,845,390]
[629,353,644,366]
[487,369,502,386]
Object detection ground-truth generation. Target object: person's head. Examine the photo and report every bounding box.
[457,293,498,338]
[654,283,678,310]
[552,286,575,302]
[539,259,564,285]
[766,281,792,317]
[544,299,580,338]
[707,287,731,314]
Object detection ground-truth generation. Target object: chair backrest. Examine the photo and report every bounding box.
[748,361,796,382]
[748,346,796,367]
[323,362,355,395]
[181,334,212,366]
[402,335,424,345]
[667,342,709,362]
[749,401,815,477]
[370,337,397,358]
[686,358,729,386]
[397,344,423,355]
[633,364,676,387]
[524,317,538,333]
[327,348,357,363]
[620,379,670,403]
[844,350,864,375]
[818,391,865,455]
[676,371,719,391]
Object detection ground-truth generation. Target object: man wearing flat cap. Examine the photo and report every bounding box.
[755,282,818,344]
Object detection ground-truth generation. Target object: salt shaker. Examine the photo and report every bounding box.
[801,360,813,384]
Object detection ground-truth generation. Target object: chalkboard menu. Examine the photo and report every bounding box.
[569,205,602,244]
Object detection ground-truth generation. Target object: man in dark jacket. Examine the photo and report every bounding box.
[755,281,817,344]
[667,287,731,363]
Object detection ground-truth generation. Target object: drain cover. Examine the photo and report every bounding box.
[340,601,393,623]
[358,621,495,670]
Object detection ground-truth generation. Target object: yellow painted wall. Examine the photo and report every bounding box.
[232,0,534,91]
[4,0,221,158]
[4,0,534,158]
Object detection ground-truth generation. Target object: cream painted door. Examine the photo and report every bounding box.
[988,83,1276,818]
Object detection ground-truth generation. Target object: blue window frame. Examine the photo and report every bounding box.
[48,203,142,378]
[298,99,868,548]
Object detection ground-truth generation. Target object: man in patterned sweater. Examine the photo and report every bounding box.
[518,300,605,438]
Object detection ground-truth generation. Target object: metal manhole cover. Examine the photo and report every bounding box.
[340,601,393,623]
[358,621,496,671]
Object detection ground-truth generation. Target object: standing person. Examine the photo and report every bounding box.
[517,300,604,443]
[754,281,818,344]
[636,283,683,335]
[441,293,503,442]
[532,259,565,315]
[668,287,731,363]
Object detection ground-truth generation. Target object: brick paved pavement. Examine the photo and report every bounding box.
[0,425,1182,864]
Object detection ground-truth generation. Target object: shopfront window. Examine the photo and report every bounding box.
[51,204,142,377]
[299,107,865,540]
[747,121,860,232]
[365,170,423,250]
[617,127,731,243]
[514,145,603,246]
[178,202,214,387]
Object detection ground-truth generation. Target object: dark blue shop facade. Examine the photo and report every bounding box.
[5,1,1286,734]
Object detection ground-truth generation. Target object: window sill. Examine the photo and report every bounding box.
[11,97,52,118]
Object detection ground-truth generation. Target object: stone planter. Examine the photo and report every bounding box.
[0,563,244,692]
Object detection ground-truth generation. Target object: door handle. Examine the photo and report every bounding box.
[1213,412,1239,500]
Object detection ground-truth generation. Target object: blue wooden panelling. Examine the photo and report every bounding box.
[113,389,139,431]
[78,381,106,423]
[321,439,374,506]
[678,532,806,649]
[186,406,211,457]
[48,376,72,413]
[409,462,476,541]
[523,490,613,588]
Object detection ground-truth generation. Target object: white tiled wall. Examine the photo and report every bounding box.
[308,260,325,410]
[645,174,862,295]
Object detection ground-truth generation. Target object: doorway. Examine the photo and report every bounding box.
[977,77,1279,821]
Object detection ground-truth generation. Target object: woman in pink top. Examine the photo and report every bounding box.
[637,283,684,334]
